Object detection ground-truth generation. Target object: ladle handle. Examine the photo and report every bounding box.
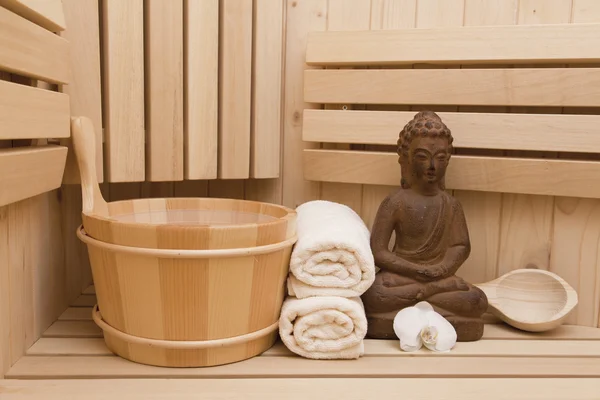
[70,116,108,216]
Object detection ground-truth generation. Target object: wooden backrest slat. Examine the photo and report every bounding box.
[304,68,600,107]
[303,110,600,154]
[0,6,69,83]
[306,23,600,66]
[0,0,66,32]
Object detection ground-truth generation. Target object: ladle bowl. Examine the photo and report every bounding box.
[475,269,578,332]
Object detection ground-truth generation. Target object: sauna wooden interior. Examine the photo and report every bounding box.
[2,0,600,398]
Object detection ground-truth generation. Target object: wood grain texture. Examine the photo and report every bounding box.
[3,378,600,400]
[304,149,600,199]
[0,5,69,83]
[218,0,252,179]
[0,146,67,207]
[0,0,65,31]
[101,0,145,182]
[0,193,67,378]
[59,0,104,184]
[0,79,70,140]
[303,109,600,153]
[184,0,218,180]
[144,0,184,182]
[251,0,284,178]
[304,68,600,107]
[281,0,326,208]
[306,22,600,66]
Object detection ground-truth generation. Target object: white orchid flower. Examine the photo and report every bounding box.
[393,301,457,352]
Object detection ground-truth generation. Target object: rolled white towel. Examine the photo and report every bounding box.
[279,295,367,360]
[288,200,375,298]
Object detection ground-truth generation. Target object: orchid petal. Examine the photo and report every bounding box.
[393,305,429,351]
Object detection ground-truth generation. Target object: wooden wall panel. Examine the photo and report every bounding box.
[0,193,67,377]
[218,0,252,179]
[251,0,284,179]
[184,0,218,180]
[60,0,103,184]
[318,0,371,215]
[144,0,184,182]
[101,0,145,182]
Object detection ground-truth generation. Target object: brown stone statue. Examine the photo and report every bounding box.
[361,111,488,342]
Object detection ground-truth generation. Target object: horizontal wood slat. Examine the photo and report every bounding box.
[303,69,600,107]
[0,145,67,207]
[2,379,600,400]
[7,355,600,378]
[306,23,600,66]
[26,337,600,358]
[0,0,66,32]
[0,5,69,83]
[304,149,600,199]
[0,79,70,140]
[303,109,600,153]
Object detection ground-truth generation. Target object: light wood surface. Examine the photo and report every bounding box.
[184,0,218,180]
[7,313,600,380]
[0,79,70,140]
[0,146,67,207]
[144,0,184,182]
[59,0,103,184]
[303,109,600,153]
[304,149,600,199]
[218,0,252,179]
[0,5,69,83]
[3,378,600,400]
[101,0,145,182]
[251,0,284,179]
[0,0,65,32]
[475,269,578,332]
[304,68,600,107]
[306,22,600,66]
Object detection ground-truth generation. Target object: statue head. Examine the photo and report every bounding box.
[397,111,453,192]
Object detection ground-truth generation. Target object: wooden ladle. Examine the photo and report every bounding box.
[475,269,578,332]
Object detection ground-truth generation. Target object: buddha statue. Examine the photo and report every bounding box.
[361,111,488,342]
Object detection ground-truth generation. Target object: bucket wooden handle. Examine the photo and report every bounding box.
[92,304,280,350]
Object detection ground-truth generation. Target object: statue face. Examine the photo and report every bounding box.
[407,135,450,187]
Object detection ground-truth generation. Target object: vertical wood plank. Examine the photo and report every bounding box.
[60,0,103,184]
[496,0,571,278]
[549,0,600,327]
[281,0,327,208]
[251,0,284,179]
[218,0,253,179]
[0,205,9,376]
[145,0,184,182]
[415,0,464,27]
[453,0,517,285]
[319,0,371,215]
[361,0,416,235]
[102,0,145,182]
[184,0,218,180]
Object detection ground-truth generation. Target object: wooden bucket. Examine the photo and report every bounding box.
[70,117,297,367]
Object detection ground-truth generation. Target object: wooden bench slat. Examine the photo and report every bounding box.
[0,145,67,207]
[27,337,600,358]
[6,355,600,378]
[42,321,102,338]
[303,109,600,153]
[0,79,70,140]
[0,6,69,83]
[304,69,600,107]
[58,307,92,321]
[306,23,600,66]
[0,0,66,32]
[304,149,600,199]
[2,378,599,400]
